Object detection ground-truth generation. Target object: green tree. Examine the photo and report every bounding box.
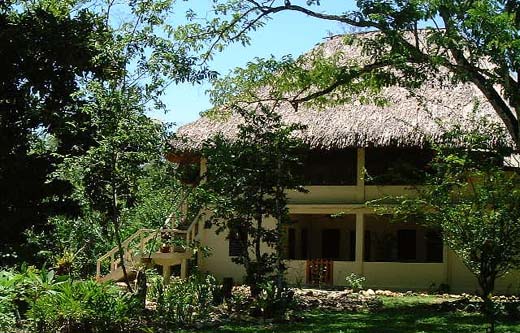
[392,120,520,332]
[201,105,306,297]
[174,0,520,146]
[0,0,118,263]
[9,0,215,285]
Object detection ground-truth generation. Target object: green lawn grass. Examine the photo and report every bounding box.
[183,295,520,333]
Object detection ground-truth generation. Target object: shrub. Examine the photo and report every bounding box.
[0,298,16,331]
[150,273,217,327]
[27,280,140,332]
[0,267,66,330]
[0,270,20,331]
[345,273,366,291]
[253,282,295,319]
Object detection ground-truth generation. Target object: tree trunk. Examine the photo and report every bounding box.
[478,271,497,333]
[274,158,285,299]
[111,152,133,292]
[113,219,133,292]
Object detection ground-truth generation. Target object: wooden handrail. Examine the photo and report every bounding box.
[96,201,206,281]
[96,227,195,280]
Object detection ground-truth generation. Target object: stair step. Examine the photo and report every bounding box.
[98,267,137,283]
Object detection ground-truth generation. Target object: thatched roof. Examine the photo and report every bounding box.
[171,32,512,152]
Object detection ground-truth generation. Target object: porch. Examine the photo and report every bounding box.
[284,213,448,289]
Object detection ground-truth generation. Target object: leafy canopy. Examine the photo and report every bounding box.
[173,1,520,146]
[200,105,307,294]
[391,119,520,299]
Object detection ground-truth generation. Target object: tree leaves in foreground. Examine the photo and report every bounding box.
[391,119,520,332]
[13,0,215,278]
[173,0,520,147]
[0,0,118,264]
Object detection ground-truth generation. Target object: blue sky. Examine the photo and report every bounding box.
[150,2,358,128]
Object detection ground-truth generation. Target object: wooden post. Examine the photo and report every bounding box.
[163,265,172,284]
[180,259,188,279]
[110,254,115,271]
[357,148,365,187]
[96,261,101,279]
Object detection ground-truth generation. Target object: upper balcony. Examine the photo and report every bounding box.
[287,147,431,205]
[174,147,431,205]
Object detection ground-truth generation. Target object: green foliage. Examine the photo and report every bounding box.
[201,105,307,295]
[174,0,520,146]
[150,273,218,326]
[394,121,520,296]
[1,0,216,265]
[0,300,16,332]
[26,213,108,277]
[390,120,520,331]
[345,273,366,291]
[27,280,139,333]
[0,270,22,331]
[0,267,68,330]
[27,160,185,278]
[253,281,295,320]
[0,267,140,332]
[0,0,117,263]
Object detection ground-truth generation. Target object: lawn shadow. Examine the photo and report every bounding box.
[209,299,520,333]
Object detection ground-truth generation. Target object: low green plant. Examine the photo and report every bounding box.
[0,269,21,330]
[345,273,366,291]
[27,280,140,332]
[253,281,295,319]
[151,273,217,327]
[224,290,249,315]
[0,266,67,330]
[0,298,16,331]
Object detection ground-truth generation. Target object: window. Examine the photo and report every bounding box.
[301,229,309,259]
[364,214,442,263]
[303,149,357,185]
[365,148,433,185]
[397,229,417,261]
[288,228,296,259]
[425,231,443,262]
[228,229,247,257]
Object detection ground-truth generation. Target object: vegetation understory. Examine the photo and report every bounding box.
[2,269,520,333]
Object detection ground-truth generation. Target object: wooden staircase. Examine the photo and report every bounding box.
[96,211,203,283]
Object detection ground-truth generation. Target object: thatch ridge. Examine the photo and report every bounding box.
[171,33,512,152]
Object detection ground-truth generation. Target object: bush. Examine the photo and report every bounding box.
[150,273,217,327]
[345,273,366,291]
[253,282,295,320]
[27,280,140,332]
[0,270,20,331]
[0,298,16,332]
[0,267,66,330]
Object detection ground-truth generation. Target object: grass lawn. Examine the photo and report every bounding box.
[183,295,520,333]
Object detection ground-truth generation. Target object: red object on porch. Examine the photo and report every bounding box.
[306,259,333,286]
